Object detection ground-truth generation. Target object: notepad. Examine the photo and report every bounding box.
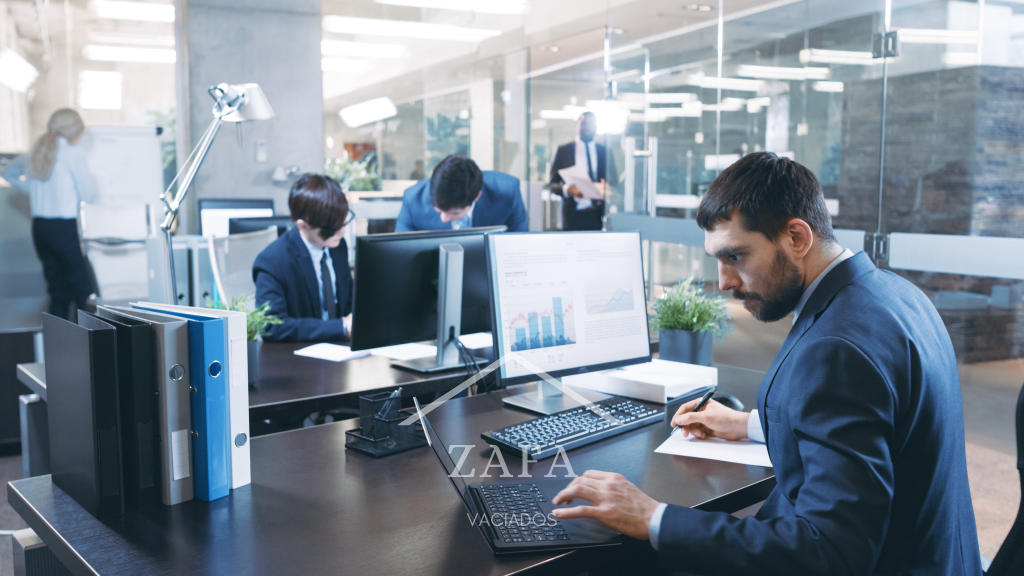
[367,342,437,361]
[655,429,772,468]
[294,343,372,363]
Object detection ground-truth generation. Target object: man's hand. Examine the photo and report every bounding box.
[597,179,609,199]
[567,184,583,198]
[550,470,659,540]
[671,399,750,441]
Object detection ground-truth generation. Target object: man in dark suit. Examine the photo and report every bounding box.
[395,155,527,232]
[548,111,616,231]
[551,153,981,575]
[253,173,353,342]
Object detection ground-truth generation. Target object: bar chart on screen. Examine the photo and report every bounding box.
[506,293,575,352]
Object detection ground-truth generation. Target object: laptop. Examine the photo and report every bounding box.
[414,398,621,555]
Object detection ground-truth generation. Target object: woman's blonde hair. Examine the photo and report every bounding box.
[29,108,86,180]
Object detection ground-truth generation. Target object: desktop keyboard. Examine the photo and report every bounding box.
[482,397,661,460]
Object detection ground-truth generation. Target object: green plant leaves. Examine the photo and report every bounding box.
[651,278,731,337]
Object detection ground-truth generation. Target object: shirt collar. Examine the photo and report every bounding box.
[298,230,329,263]
[451,202,475,230]
[793,247,854,323]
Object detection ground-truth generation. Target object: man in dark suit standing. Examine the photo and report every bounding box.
[551,153,981,575]
[252,173,353,342]
[549,111,616,231]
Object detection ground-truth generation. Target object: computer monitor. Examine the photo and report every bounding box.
[198,198,274,237]
[487,231,651,414]
[351,226,506,372]
[228,216,294,237]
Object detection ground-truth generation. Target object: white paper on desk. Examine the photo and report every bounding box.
[558,166,604,200]
[367,342,437,361]
[655,429,772,468]
[293,343,371,363]
[459,332,494,349]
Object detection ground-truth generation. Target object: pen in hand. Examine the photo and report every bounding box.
[672,389,715,435]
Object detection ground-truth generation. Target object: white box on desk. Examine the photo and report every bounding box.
[563,358,717,404]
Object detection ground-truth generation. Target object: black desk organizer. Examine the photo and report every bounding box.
[345,391,427,457]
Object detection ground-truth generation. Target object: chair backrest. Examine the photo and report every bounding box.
[208,227,277,306]
[985,381,1024,575]
[80,203,153,301]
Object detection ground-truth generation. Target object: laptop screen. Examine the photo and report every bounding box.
[414,398,480,515]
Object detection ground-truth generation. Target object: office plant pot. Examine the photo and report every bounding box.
[247,340,261,385]
[659,329,712,366]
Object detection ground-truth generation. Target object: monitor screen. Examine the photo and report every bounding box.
[350,226,506,351]
[488,232,650,385]
[228,216,294,236]
[198,198,274,237]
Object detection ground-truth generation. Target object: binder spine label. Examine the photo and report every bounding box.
[171,429,191,480]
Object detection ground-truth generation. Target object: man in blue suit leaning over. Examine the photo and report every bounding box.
[552,152,981,575]
[395,155,527,232]
[253,173,353,342]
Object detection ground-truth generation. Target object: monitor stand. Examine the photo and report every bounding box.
[502,379,611,415]
[392,243,480,374]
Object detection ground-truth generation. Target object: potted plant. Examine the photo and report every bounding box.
[651,278,730,366]
[324,151,380,192]
[208,296,283,384]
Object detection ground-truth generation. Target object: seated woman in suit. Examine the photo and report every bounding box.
[252,173,353,342]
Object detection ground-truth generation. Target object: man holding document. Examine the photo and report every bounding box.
[551,152,981,575]
[549,111,616,231]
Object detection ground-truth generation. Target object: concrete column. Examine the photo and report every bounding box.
[175,0,324,232]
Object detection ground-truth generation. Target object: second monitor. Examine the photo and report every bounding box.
[351,226,505,372]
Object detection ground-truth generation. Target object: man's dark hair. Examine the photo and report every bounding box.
[288,173,349,239]
[430,155,483,211]
[696,152,835,242]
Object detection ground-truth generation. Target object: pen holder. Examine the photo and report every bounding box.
[346,394,427,457]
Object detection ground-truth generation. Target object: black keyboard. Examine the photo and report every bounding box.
[476,483,568,544]
[482,397,661,460]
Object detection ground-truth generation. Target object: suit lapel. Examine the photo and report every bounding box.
[757,252,877,441]
[285,229,321,312]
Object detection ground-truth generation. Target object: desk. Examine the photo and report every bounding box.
[7,383,774,576]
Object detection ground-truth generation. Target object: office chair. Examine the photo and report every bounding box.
[985,380,1024,575]
[79,203,153,303]
[208,227,277,306]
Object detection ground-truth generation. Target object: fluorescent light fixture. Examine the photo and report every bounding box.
[703,97,746,112]
[340,97,397,127]
[585,100,631,134]
[83,44,176,63]
[374,0,529,15]
[78,70,123,110]
[608,69,641,82]
[941,51,979,66]
[686,75,764,92]
[899,28,978,45]
[322,15,500,43]
[0,49,38,92]
[539,109,578,121]
[799,48,875,66]
[321,57,371,74]
[321,39,405,59]
[812,81,845,93]
[746,96,770,113]
[705,154,740,171]
[90,34,175,47]
[646,92,698,104]
[736,65,830,81]
[89,1,174,23]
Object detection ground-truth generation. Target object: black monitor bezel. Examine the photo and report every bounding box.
[485,231,652,388]
[350,225,507,351]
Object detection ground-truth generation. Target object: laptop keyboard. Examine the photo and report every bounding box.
[478,483,569,544]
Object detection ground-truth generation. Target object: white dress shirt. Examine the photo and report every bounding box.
[298,232,338,322]
[573,138,598,210]
[2,137,97,219]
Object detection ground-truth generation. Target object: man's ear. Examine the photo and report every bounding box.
[784,218,814,259]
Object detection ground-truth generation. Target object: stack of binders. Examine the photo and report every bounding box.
[42,300,253,517]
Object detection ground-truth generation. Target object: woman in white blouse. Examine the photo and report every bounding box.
[3,108,97,320]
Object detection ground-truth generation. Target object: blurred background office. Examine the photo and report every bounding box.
[0,0,1022,558]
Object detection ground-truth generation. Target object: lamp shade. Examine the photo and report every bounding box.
[217,83,275,123]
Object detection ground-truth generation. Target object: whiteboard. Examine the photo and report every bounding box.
[82,125,164,204]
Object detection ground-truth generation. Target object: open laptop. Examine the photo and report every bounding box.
[414,398,621,555]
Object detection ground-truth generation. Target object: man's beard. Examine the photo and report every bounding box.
[733,249,804,322]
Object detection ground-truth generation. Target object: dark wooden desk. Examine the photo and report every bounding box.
[7,383,774,576]
[248,342,479,429]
